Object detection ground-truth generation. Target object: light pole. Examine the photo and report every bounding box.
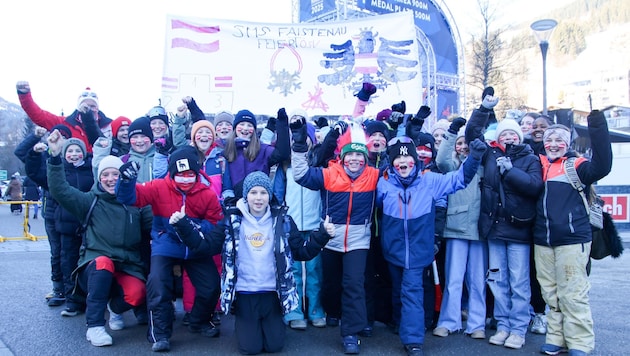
[531,19,558,116]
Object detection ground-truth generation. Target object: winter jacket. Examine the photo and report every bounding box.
[534,111,612,247]
[466,109,543,244]
[376,153,481,269]
[47,156,149,281]
[6,178,22,200]
[18,92,112,153]
[292,151,379,252]
[22,177,40,201]
[174,200,330,316]
[436,130,482,241]
[116,174,223,260]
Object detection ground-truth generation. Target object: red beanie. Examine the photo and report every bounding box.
[111,116,131,137]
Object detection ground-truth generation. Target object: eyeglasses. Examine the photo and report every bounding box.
[387,136,414,147]
[148,106,167,118]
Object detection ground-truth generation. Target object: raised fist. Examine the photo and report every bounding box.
[120,161,140,181]
[16,81,31,94]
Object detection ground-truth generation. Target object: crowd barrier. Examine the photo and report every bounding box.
[0,200,47,242]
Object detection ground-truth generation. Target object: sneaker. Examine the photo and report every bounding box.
[312,318,326,328]
[86,326,113,347]
[342,335,360,354]
[433,327,449,337]
[326,316,340,327]
[108,304,125,331]
[289,319,307,330]
[189,322,220,338]
[212,313,221,326]
[152,339,170,352]
[568,350,588,356]
[404,344,424,356]
[489,330,510,346]
[469,329,486,339]
[47,292,66,307]
[530,313,548,334]
[540,343,568,355]
[182,313,191,326]
[504,333,525,349]
[61,307,82,317]
[358,324,373,337]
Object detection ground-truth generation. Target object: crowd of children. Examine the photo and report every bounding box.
[12,81,611,356]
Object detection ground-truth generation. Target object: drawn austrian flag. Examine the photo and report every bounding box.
[170,19,220,53]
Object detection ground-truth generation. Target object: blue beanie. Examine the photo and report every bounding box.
[128,117,154,142]
[242,171,272,200]
[234,110,257,128]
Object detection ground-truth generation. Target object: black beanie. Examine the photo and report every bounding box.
[413,132,436,158]
[387,136,418,164]
[168,146,200,178]
[365,120,389,138]
[128,117,154,142]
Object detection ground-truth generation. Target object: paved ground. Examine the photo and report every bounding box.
[0,208,628,355]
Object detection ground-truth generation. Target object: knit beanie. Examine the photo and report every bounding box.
[98,155,123,178]
[233,110,257,128]
[214,111,234,127]
[413,132,436,158]
[147,106,169,127]
[484,123,498,142]
[456,126,466,141]
[77,87,98,110]
[289,109,309,122]
[111,116,131,138]
[387,136,418,164]
[365,120,389,137]
[543,124,571,147]
[504,109,525,123]
[168,146,201,178]
[495,119,524,142]
[128,117,154,141]
[51,124,72,139]
[340,142,368,161]
[63,138,87,157]
[242,171,272,199]
[191,120,216,141]
[376,109,392,122]
[430,119,450,136]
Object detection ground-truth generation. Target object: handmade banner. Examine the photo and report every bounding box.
[161,11,422,118]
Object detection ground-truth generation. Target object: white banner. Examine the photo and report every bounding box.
[161,11,422,118]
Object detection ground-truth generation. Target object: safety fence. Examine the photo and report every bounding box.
[0,200,47,242]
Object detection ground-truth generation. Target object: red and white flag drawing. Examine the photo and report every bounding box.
[170,19,220,53]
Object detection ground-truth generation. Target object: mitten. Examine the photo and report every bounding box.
[587,110,605,126]
[333,121,348,135]
[448,117,467,135]
[355,82,377,101]
[387,111,405,130]
[266,116,277,133]
[277,108,289,125]
[481,96,499,110]
[120,161,140,181]
[468,139,487,160]
[223,196,239,207]
[482,86,495,101]
[391,101,406,114]
[496,156,513,175]
[154,138,170,155]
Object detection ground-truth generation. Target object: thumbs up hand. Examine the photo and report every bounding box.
[323,215,335,237]
[169,205,187,225]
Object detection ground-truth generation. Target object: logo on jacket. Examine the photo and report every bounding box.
[246,232,267,248]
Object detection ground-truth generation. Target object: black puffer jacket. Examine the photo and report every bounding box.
[466,109,543,243]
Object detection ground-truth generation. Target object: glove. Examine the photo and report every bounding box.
[16,81,31,94]
[290,117,308,152]
[333,121,348,135]
[448,117,467,135]
[223,196,239,207]
[482,86,495,101]
[391,100,406,114]
[355,82,377,101]
[496,156,513,175]
[169,205,186,225]
[387,111,405,130]
[120,161,140,181]
[265,116,277,133]
[468,139,487,160]
[277,107,289,125]
[154,137,170,155]
[415,105,432,120]
[481,95,499,110]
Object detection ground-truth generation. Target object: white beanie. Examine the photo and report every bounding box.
[495,119,523,142]
[77,87,99,109]
[98,155,123,178]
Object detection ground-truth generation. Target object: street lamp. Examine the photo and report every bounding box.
[531,19,558,116]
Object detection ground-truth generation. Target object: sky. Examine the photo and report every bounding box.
[0,0,573,119]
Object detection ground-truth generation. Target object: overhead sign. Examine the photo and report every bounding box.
[162,12,422,117]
